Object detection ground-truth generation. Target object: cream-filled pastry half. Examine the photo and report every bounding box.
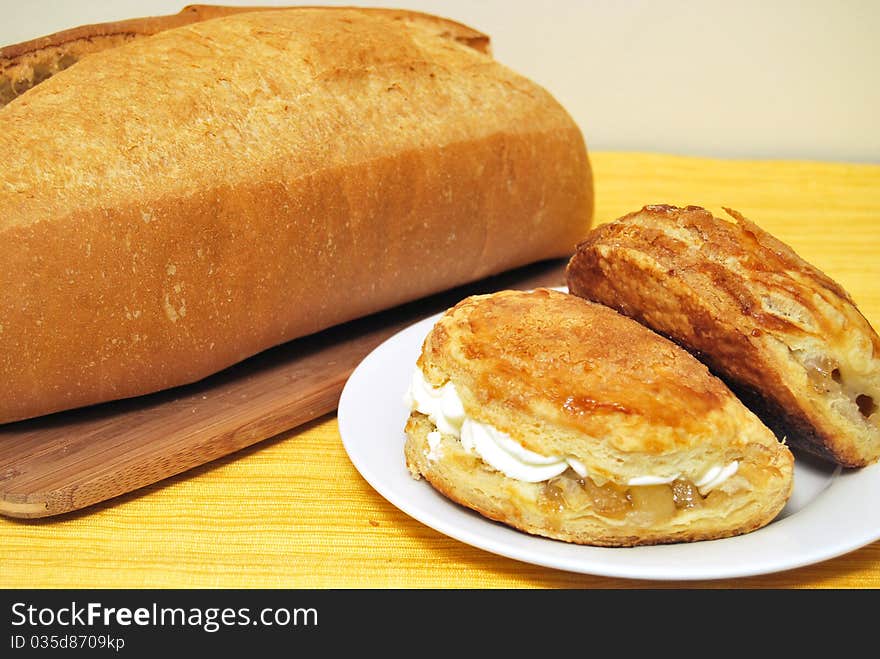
[403,289,793,547]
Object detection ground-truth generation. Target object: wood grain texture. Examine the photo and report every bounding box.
[0,259,567,518]
[2,151,878,588]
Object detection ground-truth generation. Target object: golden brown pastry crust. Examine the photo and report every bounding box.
[0,9,592,424]
[405,289,793,546]
[566,204,880,467]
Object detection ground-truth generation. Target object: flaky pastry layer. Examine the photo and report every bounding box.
[566,205,880,466]
[405,413,792,546]
[417,288,789,484]
[407,289,793,545]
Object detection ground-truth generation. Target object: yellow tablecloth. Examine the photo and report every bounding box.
[3,152,879,588]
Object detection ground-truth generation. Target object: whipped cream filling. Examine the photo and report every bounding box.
[695,462,739,493]
[405,369,737,492]
[460,419,571,482]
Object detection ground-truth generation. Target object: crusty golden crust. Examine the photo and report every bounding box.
[566,204,880,467]
[1,5,261,107]
[0,9,592,424]
[0,5,490,107]
[418,289,783,482]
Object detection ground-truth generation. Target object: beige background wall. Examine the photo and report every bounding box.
[2,0,877,162]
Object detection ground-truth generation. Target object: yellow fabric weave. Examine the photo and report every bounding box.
[2,152,879,588]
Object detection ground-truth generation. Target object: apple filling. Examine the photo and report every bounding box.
[538,469,728,524]
[800,353,877,424]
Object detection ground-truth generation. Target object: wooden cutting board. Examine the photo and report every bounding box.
[0,259,566,518]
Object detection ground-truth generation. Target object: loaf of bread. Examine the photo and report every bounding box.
[0,7,592,424]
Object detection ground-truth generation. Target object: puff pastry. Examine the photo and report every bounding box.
[566,204,880,467]
[403,289,793,546]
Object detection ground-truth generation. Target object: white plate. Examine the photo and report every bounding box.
[339,311,880,581]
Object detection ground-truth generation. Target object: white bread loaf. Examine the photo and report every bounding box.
[0,7,592,423]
